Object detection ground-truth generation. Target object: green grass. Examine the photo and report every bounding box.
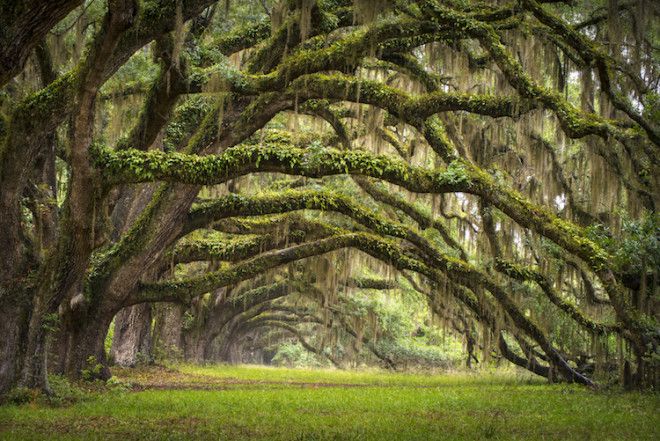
[0,364,657,440]
[176,363,534,386]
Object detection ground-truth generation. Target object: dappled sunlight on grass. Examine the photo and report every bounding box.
[174,362,547,387]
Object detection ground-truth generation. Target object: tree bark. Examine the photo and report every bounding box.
[59,308,114,380]
[0,0,82,87]
[110,304,153,367]
[0,298,31,394]
[19,297,51,390]
[152,304,184,360]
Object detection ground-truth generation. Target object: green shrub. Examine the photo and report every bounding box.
[46,375,85,406]
[81,355,104,381]
[135,351,153,366]
[271,342,327,368]
[106,376,131,391]
[1,377,85,407]
[153,343,184,363]
[3,386,34,405]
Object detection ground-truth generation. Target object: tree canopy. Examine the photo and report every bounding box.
[0,0,658,395]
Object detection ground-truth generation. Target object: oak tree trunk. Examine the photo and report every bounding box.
[110,304,153,367]
[0,298,31,394]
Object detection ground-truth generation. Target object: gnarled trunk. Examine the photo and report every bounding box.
[110,304,153,367]
[19,308,50,391]
[183,328,208,363]
[59,307,114,380]
[0,298,31,394]
[152,304,184,360]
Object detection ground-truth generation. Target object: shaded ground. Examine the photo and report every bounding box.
[1,364,658,440]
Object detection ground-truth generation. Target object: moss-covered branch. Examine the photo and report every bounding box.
[290,73,534,126]
[207,18,271,60]
[93,141,612,279]
[246,1,352,74]
[138,234,357,303]
[494,258,618,335]
[355,178,468,260]
[172,235,273,264]
[92,142,472,191]
[521,0,660,148]
[210,213,341,239]
[186,189,412,238]
[173,221,333,264]
[246,17,443,92]
[420,0,644,147]
[346,277,399,290]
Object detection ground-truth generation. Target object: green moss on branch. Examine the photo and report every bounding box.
[289,73,533,125]
[494,258,619,335]
[172,235,271,264]
[92,142,472,192]
[92,139,612,278]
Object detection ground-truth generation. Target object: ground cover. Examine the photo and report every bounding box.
[1,364,657,440]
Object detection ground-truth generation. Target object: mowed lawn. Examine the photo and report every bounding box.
[0,364,657,440]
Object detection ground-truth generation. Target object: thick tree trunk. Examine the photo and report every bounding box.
[183,329,208,363]
[202,334,217,361]
[59,309,114,380]
[0,299,30,394]
[152,304,185,360]
[216,334,234,363]
[19,304,50,391]
[227,342,242,364]
[110,304,153,367]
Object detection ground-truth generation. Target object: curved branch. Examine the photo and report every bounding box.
[0,0,82,87]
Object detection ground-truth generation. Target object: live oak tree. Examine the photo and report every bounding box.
[0,0,658,394]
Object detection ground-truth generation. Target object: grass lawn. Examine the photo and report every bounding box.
[0,364,657,440]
